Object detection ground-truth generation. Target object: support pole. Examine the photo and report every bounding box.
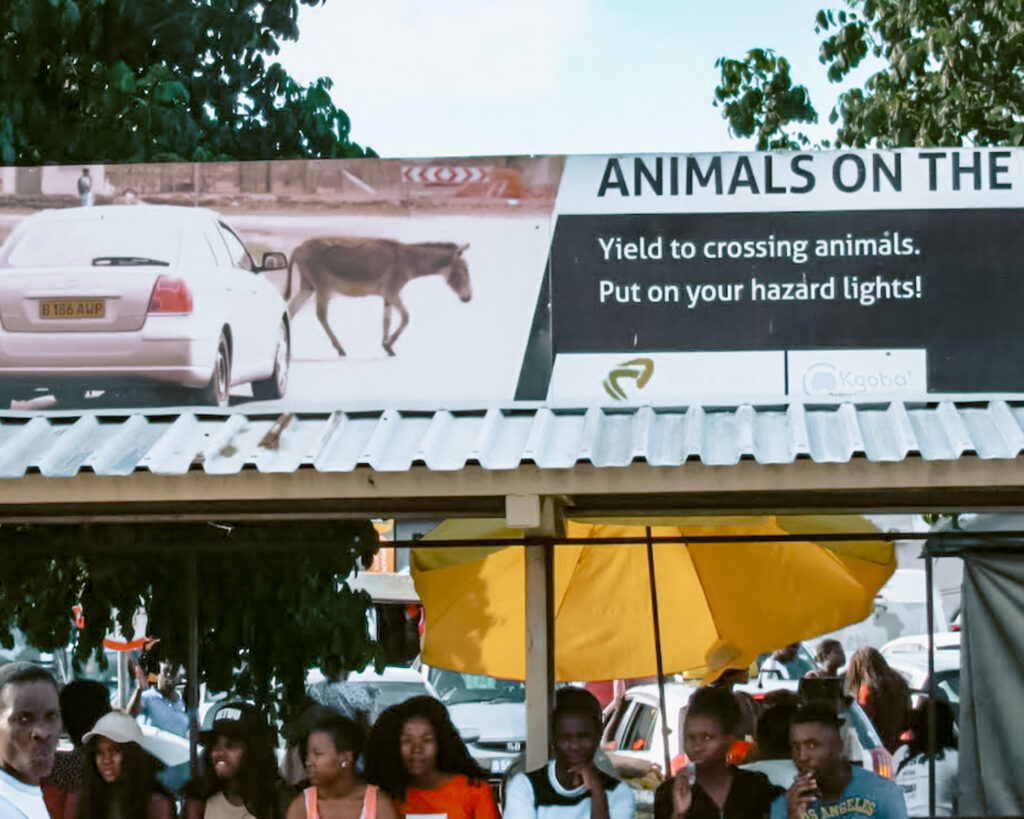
[524,497,563,771]
[187,548,200,779]
[925,548,937,817]
[116,651,130,710]
[646,527,672,777]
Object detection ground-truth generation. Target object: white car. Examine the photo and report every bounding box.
[0,204,290,407]
[418,663,527,777]
[600,681,696,776]
[880,631,961,719]
[602,681,894,779]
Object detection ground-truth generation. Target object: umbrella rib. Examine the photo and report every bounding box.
[681,536,726,646]
[551,542,587,620]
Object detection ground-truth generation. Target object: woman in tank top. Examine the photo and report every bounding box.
[182,701,292,819]
[286,711,396,819]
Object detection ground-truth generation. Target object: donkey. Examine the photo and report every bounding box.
[285,237,472,356]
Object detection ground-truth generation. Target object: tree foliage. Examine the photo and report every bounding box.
[715,0,1024,149]
[0,521,383,721]
[714,49,818,150]
[0,0,372,164]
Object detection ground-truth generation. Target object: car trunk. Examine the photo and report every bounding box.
[0,266,162,332]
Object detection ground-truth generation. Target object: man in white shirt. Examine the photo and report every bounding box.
[504,687,634,819]
[0,661,61,819]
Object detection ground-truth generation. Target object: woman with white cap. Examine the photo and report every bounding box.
[66,710,175,818]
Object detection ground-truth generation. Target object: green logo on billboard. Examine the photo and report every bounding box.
[602,358,654,401]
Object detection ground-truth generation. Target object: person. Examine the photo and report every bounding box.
[77,169,93,207]
[47,680,111,797]
[708,669,748,691]
[893,699,958,817]
[307,656,374,726]
[0,661,62,819]
[503,687,634,819]
[182,701,292,819]
[844,647,911,753]
[281,704,337,788]
[128,659,189,738]
[804,640,845,679]
[740,698,799,789]
[285,709,396,819]
[760,646,813,681]
[364,696,497,819]
[770,701,907,819]
[654,687,781,819]
[66,710,174,818]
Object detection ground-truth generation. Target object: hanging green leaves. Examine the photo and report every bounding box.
[0,520,383,722]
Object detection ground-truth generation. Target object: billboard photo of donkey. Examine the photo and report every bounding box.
[285,237,472,358]
[0,157,563,413]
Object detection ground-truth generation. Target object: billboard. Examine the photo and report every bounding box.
[0,149,1022,413]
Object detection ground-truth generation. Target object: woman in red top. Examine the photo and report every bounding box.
[364,697,498,819]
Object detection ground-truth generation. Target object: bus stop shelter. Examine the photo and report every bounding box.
[3,399,1024,781]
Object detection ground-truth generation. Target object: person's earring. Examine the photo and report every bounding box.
[341,761,348,768]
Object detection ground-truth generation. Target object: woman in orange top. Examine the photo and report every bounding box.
[365,697,498,819]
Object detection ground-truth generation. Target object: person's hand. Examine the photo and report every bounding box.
[669,774,693,817]
[568,762,603,794]
[786,770,818,819]
[131,656,150,690]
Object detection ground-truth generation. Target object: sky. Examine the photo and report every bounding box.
[278,0,881,159]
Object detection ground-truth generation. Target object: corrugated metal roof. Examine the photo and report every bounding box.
[0,401,1023,478]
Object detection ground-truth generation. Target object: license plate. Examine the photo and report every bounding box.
[490,758,513,773]
[39,300,105,319]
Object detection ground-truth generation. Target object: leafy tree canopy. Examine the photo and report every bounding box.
[0,521,383,721]
[714,0,1024,150]
[1,0,373,164]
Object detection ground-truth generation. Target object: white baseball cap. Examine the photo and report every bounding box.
[82,711,145,746]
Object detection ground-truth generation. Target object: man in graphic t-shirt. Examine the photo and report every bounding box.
[770,702,907,819]
[0,661,61,819]
[503,687,634,819]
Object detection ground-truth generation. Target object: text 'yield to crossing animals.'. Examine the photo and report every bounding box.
[285,237,472,356]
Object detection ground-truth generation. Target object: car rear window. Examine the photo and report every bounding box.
[2,216,181,268]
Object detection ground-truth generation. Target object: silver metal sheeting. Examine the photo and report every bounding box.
[0,402,1021,478]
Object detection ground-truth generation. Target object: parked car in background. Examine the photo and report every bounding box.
[601,681,695,777]
[417,662,526,777]
[0,204,290,407]
[881,631,961,721]
[601,680,894,780]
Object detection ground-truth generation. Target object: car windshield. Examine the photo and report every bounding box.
[2,217,180,268]
[429,669,526,705]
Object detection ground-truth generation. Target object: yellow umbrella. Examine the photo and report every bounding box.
[412,516,895,682]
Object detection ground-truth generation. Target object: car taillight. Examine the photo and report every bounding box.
[871,746,894,778]
[148,275,193,314]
